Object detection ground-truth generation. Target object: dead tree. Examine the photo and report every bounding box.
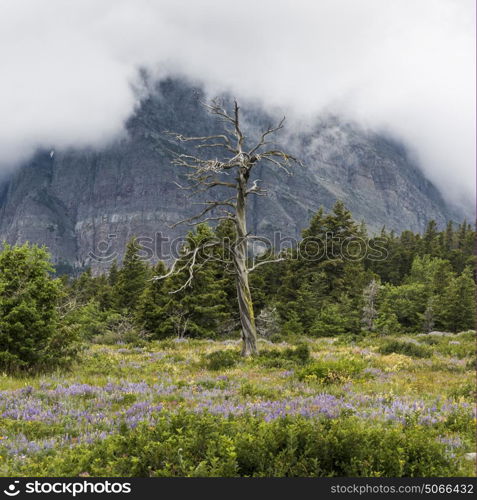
[362,279,380,331]
[156,99,300,356]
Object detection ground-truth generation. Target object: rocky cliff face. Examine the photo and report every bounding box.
[0,79,466,272]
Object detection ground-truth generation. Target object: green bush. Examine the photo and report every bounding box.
[419,335,440,346]
[457,330,475,341]
[0,243,80,373]
[378,340,432,358]
[239,383,280,400]
[203,350,240,370]
[449,382,476,401]
[13,412,465,477]
[297,357,366,384]
[257,343,311,368]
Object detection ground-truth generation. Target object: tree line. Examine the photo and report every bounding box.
[62,203,477,342]
[0,202,474,373]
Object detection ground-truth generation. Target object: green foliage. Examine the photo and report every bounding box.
[435,268,476,332]
[309,300,359,337]
[297,357,366,384]
[203,350,241,371]
[15,412,463,477]
[0,243,79,373]
[373,311,402,335]
[280,311,305,338]
[49,207,476,349]
[69,269,115,311]
[449,381,476,401]
[91,315,149,347]
[378,283,428,332]
[114,238,149,311]
[138,225,232,340]
[277,203,369,331]
[63,300,111,341]
[378,340,432,358]
[257,343,311,368]
[135,261,168,336]
[55,207,475,344]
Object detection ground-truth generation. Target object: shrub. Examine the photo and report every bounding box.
[297,357,366,384]
[457,330,475,341]
[203,350,240,370]
[378,340,432,358]
[90,314,150,347]
[239,383,280,399]
[0,243,80,373]
[257,343,311,368]
[419,335,440,346]
[14,412,466,477]
[449,382,476,401]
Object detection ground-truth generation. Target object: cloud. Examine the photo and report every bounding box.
[0,0,474,207]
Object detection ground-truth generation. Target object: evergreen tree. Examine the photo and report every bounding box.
[444,221,454,252]
[422,220,440,256]
[279,202,368,328]
[0,243,78,372]
[436,268,476,332]
[378,282,428,332]
[70,268,97,304]
[115,238,149,312]
[152,225,231,339]
[108,259,120,287]
[135,261,168,337]
[309,297,359,337]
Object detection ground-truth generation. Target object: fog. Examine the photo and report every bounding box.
[0,0,474,207]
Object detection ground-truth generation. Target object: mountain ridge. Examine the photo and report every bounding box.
[0,78,468,271]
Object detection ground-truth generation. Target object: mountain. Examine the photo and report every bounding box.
[0,79,467,272]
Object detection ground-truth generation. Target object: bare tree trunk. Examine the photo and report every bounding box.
[235,168,258,356]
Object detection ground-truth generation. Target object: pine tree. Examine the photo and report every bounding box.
[309,299,358,337]
[422,220,440,256]
[444,221,454,252]
[108,259,119,287]
[115,238,149,312]
[0,243,78,372]
[135,261,168,337]
[154,225,231,339]
[436,268,476,332]
[70,268,97,304]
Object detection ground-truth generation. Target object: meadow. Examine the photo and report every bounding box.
[0,331,475,477]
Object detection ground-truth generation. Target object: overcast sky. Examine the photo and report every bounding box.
[0,0,474,207]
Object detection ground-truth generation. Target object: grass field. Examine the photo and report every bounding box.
[0,331,475,477]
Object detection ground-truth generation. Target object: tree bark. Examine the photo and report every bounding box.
[235,168,258,356]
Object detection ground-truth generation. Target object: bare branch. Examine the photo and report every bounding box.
[203,98,236,125]
[248,257,285,273]
[168,200,235,229]
[246,179,267,196]
[233,100,245,152]
[167,130,237,154]
[249,117,286,156]
[152,241,220,293]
